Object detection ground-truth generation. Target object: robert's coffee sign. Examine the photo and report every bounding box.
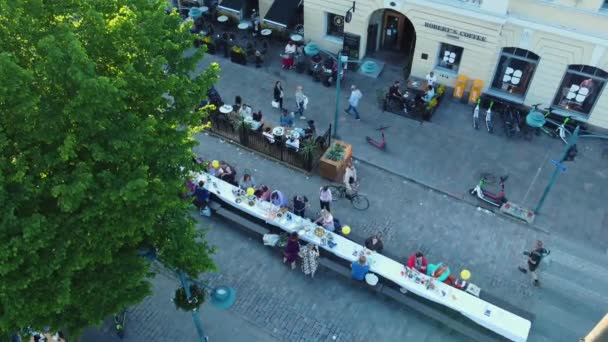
[424,22,487,42]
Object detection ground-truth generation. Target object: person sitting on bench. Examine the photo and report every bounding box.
[351,255,370,281]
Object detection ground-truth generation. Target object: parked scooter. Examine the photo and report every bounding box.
[469,175,508,207]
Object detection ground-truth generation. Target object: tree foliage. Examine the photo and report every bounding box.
[0,0,219,336]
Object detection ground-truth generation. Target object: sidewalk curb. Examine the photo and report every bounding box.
[352,156,551,235]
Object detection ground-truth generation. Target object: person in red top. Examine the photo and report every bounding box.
[406,252,428,273]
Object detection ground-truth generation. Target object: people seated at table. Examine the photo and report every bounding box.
[304,119,316,140]
[283,232,300,270]
[427,262,461,288]
[238,103,252,118]
[279,109,294,128]
[364,234,384,253]
[292,194,309,217]
[254,185,272,201]
[407,252,428,274]
[422,84,435,104]
[343,161,358,197]
[314,209,335,231]
[262,127,275,143]
[285,136,300,151]
[270,190,288,207]
[388,80,407,113]
[218,162,236,185]
[282,41,296,69]
[252,110,264,130]
[238,173,256,190]
[234,95,242,112]
[351,255,370,281]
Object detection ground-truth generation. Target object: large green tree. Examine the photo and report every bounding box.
[0,0,219,336]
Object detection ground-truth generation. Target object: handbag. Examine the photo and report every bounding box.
[271,100,279,108]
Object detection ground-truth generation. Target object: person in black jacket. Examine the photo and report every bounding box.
[273,81,284,110]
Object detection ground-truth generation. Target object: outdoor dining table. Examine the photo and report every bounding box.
[194,172,532,342]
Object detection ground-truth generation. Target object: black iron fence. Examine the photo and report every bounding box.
[207,114,331,172]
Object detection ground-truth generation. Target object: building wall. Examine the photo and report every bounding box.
[303,0,608,128]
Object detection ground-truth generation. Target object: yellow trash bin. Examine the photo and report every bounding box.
[469,80,484,103]
[453,75,468,99]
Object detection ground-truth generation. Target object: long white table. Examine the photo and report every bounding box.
[195,172,531,342]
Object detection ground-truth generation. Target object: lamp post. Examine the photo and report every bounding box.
[534,125,579,214]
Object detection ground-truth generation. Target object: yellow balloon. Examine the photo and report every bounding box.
[247,187,255,196]
[460,269,471,281]
[341,225,351,235]
[211,160,220,169]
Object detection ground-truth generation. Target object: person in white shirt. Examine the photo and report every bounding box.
[263,127,275,143]
[343,162,358,196]
[423,85,435,103]
[286,136,300,151]
[426,71,437,87]
[344,85,363,120]
[282,41,296,69]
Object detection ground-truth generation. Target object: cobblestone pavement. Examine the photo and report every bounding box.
[194,49,608,252]
[192,133,608,342]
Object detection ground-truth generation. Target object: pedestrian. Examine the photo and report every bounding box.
[518,240,550,286]
[283,232,300,270]
[295,86,308,120]
[425,71,437,87]
[292,194,309,217]
[299,243,320,278]
[273,81,284,110]
[319,186,332,212]
[344,85,363,120]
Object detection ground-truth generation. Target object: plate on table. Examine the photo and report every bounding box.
[272,127,284,136]
[248,200,255,206]
[235,198,242,203]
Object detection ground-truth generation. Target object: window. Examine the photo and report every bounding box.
[553,65,608,116]
[490,47,540,98]
[436,43,464,73]
[326,13,345,38]
[603,1,608,9]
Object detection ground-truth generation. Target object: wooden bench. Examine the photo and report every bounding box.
[214,207,269,236]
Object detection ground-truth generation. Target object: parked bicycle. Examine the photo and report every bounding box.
[326,183,369,210]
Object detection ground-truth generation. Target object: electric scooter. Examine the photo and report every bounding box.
[473,98,480,130]
[469,175,508,207]
[485,100,494,133]
[366,126,389,150]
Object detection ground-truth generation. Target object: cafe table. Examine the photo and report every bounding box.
[194,172,532,342]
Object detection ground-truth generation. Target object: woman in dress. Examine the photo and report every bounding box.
[283,232,300,270]
[299,244,320,278]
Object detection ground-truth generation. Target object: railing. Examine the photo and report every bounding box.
[208,113,331,172]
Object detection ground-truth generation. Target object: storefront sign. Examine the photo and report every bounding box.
[424,22,487,42]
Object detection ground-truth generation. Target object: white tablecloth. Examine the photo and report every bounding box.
[195,172,531,342]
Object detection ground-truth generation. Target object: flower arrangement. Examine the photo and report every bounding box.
[173,284,205,312]
[426,98,438,112]
[231,45,244,55]
[436,84,446,96]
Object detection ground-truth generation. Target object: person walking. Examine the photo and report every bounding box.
[273,81,284,110]
[344,85,363,120]
[518,240,550,286]
[319,186,332,212]
[299,244,320,278]
[283,232,300,270]
[295,86,307,120]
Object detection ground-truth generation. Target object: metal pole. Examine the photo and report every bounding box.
[178,270,208,342]
[333,52,342,138]
[535,126,580,213]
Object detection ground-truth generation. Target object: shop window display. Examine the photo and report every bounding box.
[326,13,345,38]
[490,48,539,98]
[436,43,463,73]
[553,65,607,116]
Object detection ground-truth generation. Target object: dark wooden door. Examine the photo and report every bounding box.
[367,24,378,54]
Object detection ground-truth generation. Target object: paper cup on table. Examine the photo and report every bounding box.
[365,273,379,286]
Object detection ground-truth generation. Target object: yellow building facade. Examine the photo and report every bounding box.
[293,0,608,128]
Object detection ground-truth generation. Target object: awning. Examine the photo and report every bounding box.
[218,0,244,15]
[263,0,301,29]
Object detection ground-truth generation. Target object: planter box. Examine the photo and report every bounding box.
[319,140,352,182]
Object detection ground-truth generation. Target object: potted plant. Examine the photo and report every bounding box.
[423,98,438,121]
[202,35,215,54]
[230,45,246,65]
[319,140,352,181]
[173,284,205,312]
[299,139,318,171]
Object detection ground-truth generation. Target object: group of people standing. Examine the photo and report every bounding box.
[273,81,308,120]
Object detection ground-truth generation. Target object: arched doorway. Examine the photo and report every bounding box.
[366,9,416,77]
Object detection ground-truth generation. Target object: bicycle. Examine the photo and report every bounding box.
[114,309,127,339]
[326,184,370,210]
